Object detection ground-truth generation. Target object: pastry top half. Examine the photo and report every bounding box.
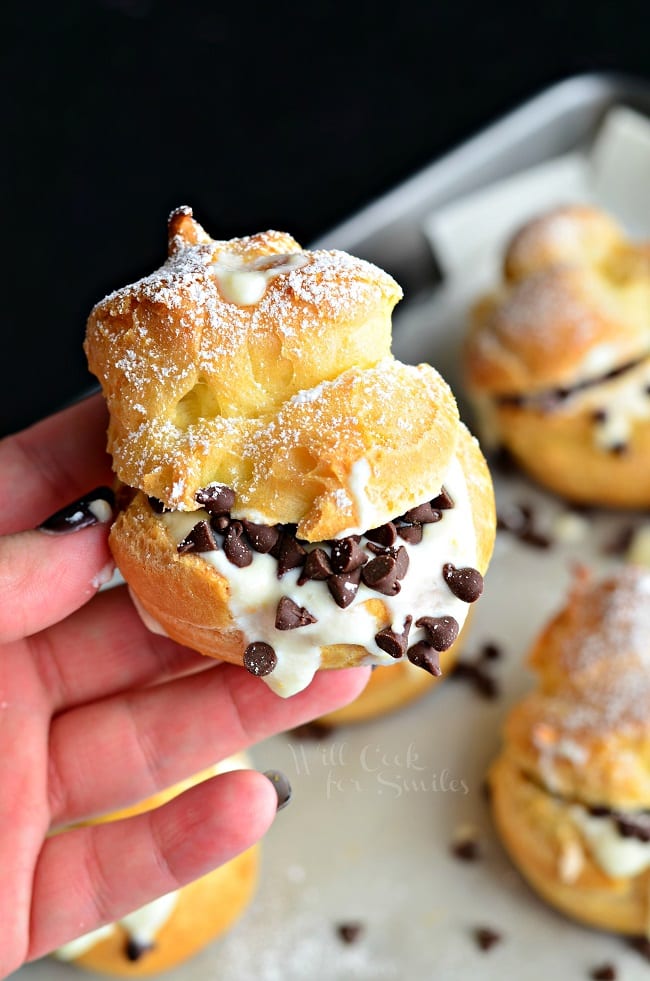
[504,566,650,810]
[465,205,650,397]
[86,207,465,541]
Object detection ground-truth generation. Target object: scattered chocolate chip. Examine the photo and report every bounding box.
[361,554,401,595]
[241,520,280,554]
[615,815,650,842]
[407,641,441,676]
[263,769,292,810]
[396,522,423,544]
[331,536,368,574]
[223,520,253,567]
[212,514,231,532]
[391,545,409,579]
[416,615,459,652]
[474,927,502,952]
[375,616,412,658]
[195,483,236,515]
[125,938,155,961]
[431,487,454,509]
[452,839,480,862]
[273,531,307,577]
[289,721,336,740]
[628,936,650,962]
[147,496,168,513]
[610,442,628,456]
[588,804,612,817]
[365,522,397,547]
[481,642,501,661]
[497,503,551,549]
[177,519,218,554]
[590,964,617,980]
[603,523,635,556]
[243,642,277,676]
[336,922,364,945]
[401,502,442,524]
[442,563,483,603]
[366,541,389,554]
[490,446,518,474]
[275,596,317,630]
[298,547,333,584]
[451,661,499,699]
[328,568,362,608]
[591,408,608,424]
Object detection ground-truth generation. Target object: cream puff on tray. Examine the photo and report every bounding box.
[490,565,650,935]
[85,208,495,697]
[464,205,650,507]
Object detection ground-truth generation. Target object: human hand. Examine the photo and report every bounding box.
[0,393,369,977]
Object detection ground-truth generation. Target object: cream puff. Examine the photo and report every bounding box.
[464,205,650,507]
[490,566,650,935]
[52,755,258,975]
[86,207,495,697]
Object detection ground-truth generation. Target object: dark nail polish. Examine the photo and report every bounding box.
[38,486,115,534]
[263,770,292,811]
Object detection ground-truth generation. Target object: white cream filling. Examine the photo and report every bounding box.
[159,452,478,698]
[54,756,248,961]
[210,252,308,305]
[570,805,650,878]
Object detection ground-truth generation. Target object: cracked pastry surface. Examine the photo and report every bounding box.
[464,205,650,507]
[86,208,495,696]
[490,566,650,935]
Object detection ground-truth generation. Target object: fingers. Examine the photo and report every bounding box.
[28,586,216,713]
[28,769,277,961]
[48,663,370,827]
[0,514,114,644]
[0,392,112,536]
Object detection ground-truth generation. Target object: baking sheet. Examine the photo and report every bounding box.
[16,78,650,980]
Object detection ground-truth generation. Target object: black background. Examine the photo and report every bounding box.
[2,0,649,437]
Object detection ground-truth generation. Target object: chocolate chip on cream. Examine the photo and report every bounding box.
[375,616,412,659]
[177,519,218,555]
[243,641,277,676]
[442,563,484,603]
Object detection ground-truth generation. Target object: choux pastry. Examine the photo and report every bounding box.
[86,208,495,697]
[53,755,258,975]
[464,205,650,507]
[490,566,650,935]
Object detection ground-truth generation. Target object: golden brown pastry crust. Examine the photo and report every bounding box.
[490,566,650,934]
[464,205,650,506]
[109,422,494,674]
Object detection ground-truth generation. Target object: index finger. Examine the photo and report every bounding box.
[0,392,113,535]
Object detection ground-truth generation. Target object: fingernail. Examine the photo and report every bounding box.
[38,486,115,534]
[263,770,292,811]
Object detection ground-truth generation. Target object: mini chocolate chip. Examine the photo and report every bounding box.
[590,963,617,980]
[241,520,280,554]
[195,483,235,515]
[243,642,277,676]
[474,927,502,952]
[331,536,367,574]
[392,545,409,580]
[401,502,442,524]
[273,531,307,578]
[451,661,499,699]
[610,441,628,456]
[375,616,412,658]
[518,528,552,549]
[177,519,218,554]
[396,522,423,544]
[212,514,231,532]
[263,769,292,810]
[452,839,480,862]
[603,524,635,556]
[298,547,333,584]
[366,541,389,554]
[628,936,650,961]
[361,554,401,595]
[407,641,441,676]
[147,496,167,514]
[38,486,115,533]
[365,522,397,547]
[223,521,253,567]
[328,568,362,608]
[336,922,364,945]
[289,721,336,740]
[431,487,454,509]
[442,563,483,602]
[615,816,650,842]
[275,596,317,630]
[125,938,154,961]
[416,615,459,652]
[481,642,501,661]
[587,805,612,818]
[591,408,608,424]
